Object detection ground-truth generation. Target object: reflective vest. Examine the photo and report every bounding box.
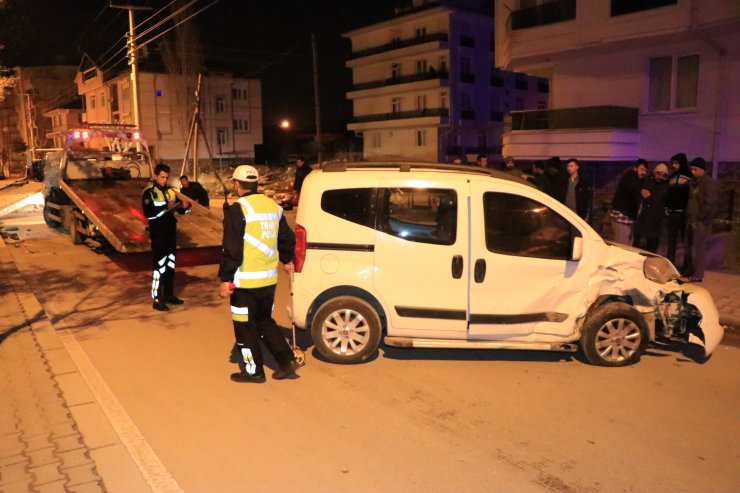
[146,186,177,222]
[232,194,283,289]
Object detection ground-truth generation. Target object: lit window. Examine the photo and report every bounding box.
[649,54,699,111]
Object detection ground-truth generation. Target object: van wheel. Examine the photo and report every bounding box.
[311,296,381,364]
[580,302,648,367]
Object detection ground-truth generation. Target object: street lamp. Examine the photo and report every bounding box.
[279,119,291,130]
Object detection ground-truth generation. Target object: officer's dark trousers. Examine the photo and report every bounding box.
[230,285,293,376]
[150,230,176,301]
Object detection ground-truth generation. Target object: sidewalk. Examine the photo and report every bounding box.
[0,240,150,492]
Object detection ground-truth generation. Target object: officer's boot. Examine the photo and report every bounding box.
[230,347,266,383]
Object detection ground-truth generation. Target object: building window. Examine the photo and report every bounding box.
[461,57,471,75]
[122,84,130,101]
[611,0,677,17]
[233,118,250,132]
[439,55,447,73]
[215,96,226,113]
[416,94,427,111]
[440,91,447,109]
[232,87,248,100]
[460,35,475,48]
[415,26,426,38]
[415,129,426,147]
[100,92,105,106]
[416,59,427,75]
[391,97,402,113]
[649,54,699,111]
[217,128,228,145]
[89,95,96,109]
[391,63,401,79]
[372,133,381,148]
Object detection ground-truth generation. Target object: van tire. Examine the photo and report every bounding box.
[580,302,648,367]
[311,296,382,364]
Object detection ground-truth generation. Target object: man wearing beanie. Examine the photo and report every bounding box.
[665,153,692,266]
[683,157,719,282]
[634,162,670,252]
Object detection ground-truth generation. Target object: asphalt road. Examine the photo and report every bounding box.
[3,208,740,493]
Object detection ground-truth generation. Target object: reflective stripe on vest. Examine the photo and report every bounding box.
[146,187,176,221]
[233,195,283,288]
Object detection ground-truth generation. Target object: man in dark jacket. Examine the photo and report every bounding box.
[665,152,692,266]
[682,157,720,282]
[545,156,567,203]
[218,165,300,382]
[634,162,669,252]
[293,156,312,195]
[564,158,591,220]
[179,175,210,207]
[610,159,648,244]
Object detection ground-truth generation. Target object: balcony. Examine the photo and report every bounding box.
[349,32,448,60]
[350,107,449,124]
[351,71,449,92]
[510,106,638,131]
[610,0,677,17]
[511,0,576,30]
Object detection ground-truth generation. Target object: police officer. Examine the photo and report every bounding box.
[218,165,300,383]
[142,163,191,311]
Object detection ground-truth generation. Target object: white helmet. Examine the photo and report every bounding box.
[230,165,259,182]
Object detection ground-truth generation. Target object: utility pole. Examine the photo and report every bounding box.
[110,2,151,129]
[311,33,322,165]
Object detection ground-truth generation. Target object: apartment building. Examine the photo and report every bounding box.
[75,54,263,165]
[345,0,548,163]
[495,0,740,168]
[0,65,77,177]
[44,100,82,148]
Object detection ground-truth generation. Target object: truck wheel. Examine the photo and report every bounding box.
[43,201,61,228]
[311,296,381,364]
[70,213,84,245]
[580,302,648,367]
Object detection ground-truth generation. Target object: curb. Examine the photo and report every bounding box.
[0,238,154,493]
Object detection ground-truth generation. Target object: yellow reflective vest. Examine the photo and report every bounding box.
[232,194,283,288]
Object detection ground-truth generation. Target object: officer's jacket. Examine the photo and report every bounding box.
[218,192,295,288]
[142,183,190,231]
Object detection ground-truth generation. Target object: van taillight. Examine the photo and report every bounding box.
[294,224,306,273]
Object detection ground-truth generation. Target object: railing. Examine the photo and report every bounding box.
[350,107,449,124]
[349,32,449,60]
[610,0,677,17]
[511,0,576,30]
[509,105,639,130]
[351,70,449,91]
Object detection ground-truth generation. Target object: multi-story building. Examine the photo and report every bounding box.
[0,65,77,177]
[345,0,548,163]
[75,53,263,167]
[43,100,82,149]
[495,0,740,169]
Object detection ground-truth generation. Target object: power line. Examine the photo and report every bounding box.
[134,0,200,43]
[135,0,180,30]
[135,0,219,51]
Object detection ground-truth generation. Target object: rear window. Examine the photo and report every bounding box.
[321,188,377,228]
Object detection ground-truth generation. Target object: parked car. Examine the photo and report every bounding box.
[290,163,723,367]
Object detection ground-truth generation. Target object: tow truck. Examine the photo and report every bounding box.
[41,125,222,252]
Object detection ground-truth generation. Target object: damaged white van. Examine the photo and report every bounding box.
[290,163,724,367]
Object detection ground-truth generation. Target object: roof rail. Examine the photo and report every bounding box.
[321,162,532,185]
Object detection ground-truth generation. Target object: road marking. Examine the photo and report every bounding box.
[59,330,184,493]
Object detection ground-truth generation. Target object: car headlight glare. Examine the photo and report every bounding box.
[643,256,680,284]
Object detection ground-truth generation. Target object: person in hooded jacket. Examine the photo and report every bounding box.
[633,162,669,253]
[664,152,692,266]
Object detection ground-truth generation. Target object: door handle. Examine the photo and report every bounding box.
[451,255,463,279]
[474,259,486,283]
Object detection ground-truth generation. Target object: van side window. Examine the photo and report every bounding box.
[483,192,577,260]
[321,188,377,228]
[380,188,457,245]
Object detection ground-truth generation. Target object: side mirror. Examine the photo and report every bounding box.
[571,236,583,261]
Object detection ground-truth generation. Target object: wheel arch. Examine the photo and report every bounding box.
[306,285,388,334]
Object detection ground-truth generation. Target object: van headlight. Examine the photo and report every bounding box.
[643,256,680,284]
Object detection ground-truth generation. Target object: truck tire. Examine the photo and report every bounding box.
[311,296,382,364]
[580,302,649,367]
[43,200,61,228]
[70,213,84,245]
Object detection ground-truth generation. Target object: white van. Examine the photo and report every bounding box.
[290,163,723,367]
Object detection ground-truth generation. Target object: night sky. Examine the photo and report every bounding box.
[0,0,403,132]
